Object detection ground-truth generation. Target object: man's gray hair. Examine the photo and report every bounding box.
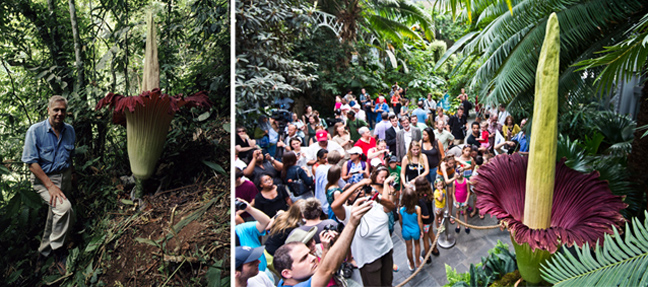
[48,95,68,108]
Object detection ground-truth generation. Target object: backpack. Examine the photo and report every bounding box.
[346,160,367,173]
[285,166,310,196]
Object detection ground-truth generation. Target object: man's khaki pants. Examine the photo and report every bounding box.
[31,169,74,256]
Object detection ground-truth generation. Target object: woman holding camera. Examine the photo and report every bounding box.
[244,149,284,185]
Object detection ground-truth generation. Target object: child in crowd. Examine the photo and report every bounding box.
[478,121,490,149]
[470,155,485,219]
[438,154,457,223]
[334,96,342,110]
[387,156,402,205]
[457,145,474,180]
[399,187,424,271]
[453,166,471,234]
[415,177,439,264]
[434,179,446,230]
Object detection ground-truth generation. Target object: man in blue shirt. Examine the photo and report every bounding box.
[411,101,428,124]
[22,96,76,275]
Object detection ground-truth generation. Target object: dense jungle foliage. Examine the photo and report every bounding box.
[0,0,230,285]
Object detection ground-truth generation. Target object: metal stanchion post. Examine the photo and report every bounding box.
[437,191,456,248]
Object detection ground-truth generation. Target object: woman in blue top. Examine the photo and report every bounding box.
[398,187,424,271]
[373,95,389,123]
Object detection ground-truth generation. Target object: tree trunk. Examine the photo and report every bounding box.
[18,0,74,94]
[627,81,648,211]
[68,0,85,94]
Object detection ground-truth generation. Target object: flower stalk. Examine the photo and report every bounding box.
[96,12,211,198]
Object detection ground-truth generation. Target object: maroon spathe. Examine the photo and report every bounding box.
[472,154,626,253]
[96,88,212,125]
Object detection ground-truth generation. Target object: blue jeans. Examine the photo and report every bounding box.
[366,107,376,128]
[427,167,438,183]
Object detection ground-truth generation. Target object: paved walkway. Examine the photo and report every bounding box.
[347,213,513,286]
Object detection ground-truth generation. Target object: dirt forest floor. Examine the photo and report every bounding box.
[97,180,230,287]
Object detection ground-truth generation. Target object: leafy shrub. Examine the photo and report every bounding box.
[444,240,517,287]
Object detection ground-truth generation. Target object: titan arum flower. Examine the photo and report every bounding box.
[472,13,626,284]
[96,12,211,196]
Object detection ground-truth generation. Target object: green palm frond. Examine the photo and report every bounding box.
[475,0,519,26]
[575,13,648,94]
[476,0,641,104]
[541,211,648,286]
[434,31,478,70]
[439,0,643,108]
[364,13,422,44]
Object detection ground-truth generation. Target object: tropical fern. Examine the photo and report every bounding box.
[541,211,648,286]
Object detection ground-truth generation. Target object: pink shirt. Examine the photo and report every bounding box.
[455,178,468,202]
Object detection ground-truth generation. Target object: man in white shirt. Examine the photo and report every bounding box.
[306,130,345,166]
[352,104,367,122]
[434,120,454,151]
[423,93,437,119]
[395,117,421,160]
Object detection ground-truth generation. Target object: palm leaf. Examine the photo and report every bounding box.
[541,211,648,286]
[575,13,648,94]
[441,0,643,108]
[434,31,478,70]
[364,14,422,44]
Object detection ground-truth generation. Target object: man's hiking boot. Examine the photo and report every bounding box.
[53,249,67,275]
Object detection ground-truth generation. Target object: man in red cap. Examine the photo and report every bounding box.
[305,130,345,166]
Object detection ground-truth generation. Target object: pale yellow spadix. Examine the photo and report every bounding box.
[524,12,560,229]
[141,11,159,93]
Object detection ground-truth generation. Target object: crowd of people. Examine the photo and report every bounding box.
[234,86,529,287]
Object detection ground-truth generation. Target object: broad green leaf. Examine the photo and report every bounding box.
[202,160,226,175]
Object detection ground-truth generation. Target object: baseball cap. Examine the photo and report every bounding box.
[348,146,363,155]
[285,226,317,244]
[235,246,265,269]
[389,155,399,163]
[316,130,328,142]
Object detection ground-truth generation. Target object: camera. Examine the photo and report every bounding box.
[235,199,248,211]
[361,184,373,194]
[323,224,338,233]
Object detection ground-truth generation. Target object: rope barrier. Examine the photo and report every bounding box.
[451,216,503,230]
[394,216,503,287]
